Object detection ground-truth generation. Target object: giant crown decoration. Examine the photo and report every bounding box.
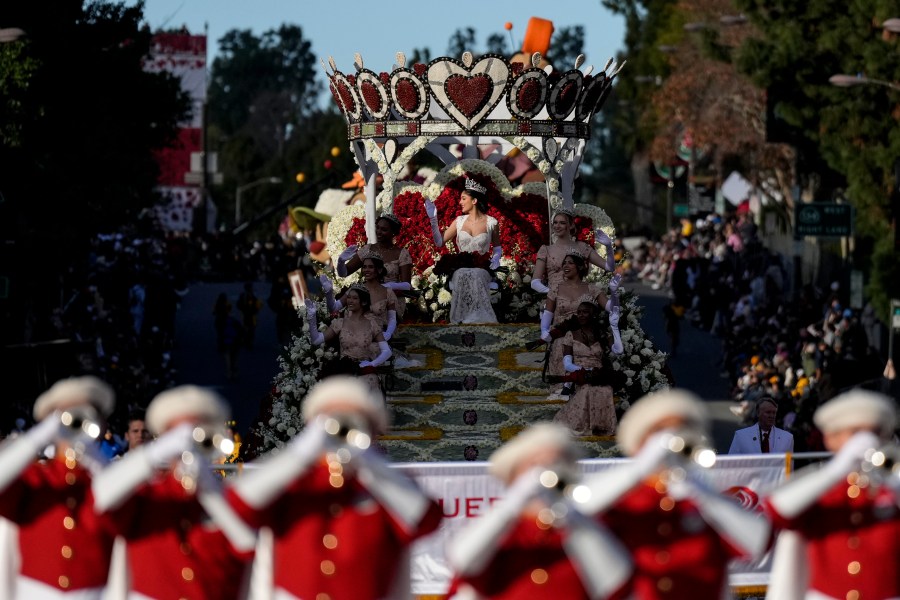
[323,50,624,239]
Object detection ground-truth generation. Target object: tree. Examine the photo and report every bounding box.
[550,25,586,70]
[447,27,477,57]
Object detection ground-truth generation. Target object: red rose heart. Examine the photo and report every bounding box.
[556,81,578,115]
[331,81,356,113]
[517,79,542,113]
[395,79,420,112]
[360,81,382,114]
[445,74,491,118]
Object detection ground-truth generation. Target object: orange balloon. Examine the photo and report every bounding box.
[330,146,341,157]
[295,173,306,183]
[504,22,513,31]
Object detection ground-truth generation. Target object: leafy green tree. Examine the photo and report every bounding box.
[447,27,477,57]
[550,25,586,70]
[0,40,40,148]
[486,33,508,55]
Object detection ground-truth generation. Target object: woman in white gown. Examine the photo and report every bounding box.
[426,178,502,324]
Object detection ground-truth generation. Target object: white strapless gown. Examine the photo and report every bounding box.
[449,215,498,324]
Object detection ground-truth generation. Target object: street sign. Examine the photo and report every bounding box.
[673,203,690,218]
[794,203,854,237]
[892,300,900,330]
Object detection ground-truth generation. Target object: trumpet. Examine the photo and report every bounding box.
[59,407,103,441]
[663,431,718,470]
[189,425,235,458]
[862,445,900,478]
[322,414,372,451]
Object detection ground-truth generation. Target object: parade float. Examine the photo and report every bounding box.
[258,47,672,461]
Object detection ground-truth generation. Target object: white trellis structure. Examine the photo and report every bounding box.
[323,50,624,240]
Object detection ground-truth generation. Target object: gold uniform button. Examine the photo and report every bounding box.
[659,497,675,511]
[846,591,859,600]
[847,561,861,575]
[61,546,73,559]
[657,577,673,592]
[320,560,336,575]
[847,485,861,499]
[323,534,338,549]
[65,458,77,470]
[530,569,549,585]
[65,473,77,485]
[316,594,331,600]
[656,551,670,564]
[58,575,70,589]
[63,517,75,530]
[182,567,194,581]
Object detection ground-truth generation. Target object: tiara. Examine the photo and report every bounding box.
[564,247,588,261]
[554,207,577,219]
[379,213,402,228]
[348,283,369,295]
[358,247,384,262]
[577,294,599,307]
[464,178,487,195]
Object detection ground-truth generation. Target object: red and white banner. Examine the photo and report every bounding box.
[395,455,789,595]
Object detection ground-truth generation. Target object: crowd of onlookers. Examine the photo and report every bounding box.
[625,212,890,451]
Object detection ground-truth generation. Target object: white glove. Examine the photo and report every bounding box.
[596,229,615,271]
[319,274,333,295]
[355,450,433,534]
[384,310,397,341]
[145,422,196,467]
[368,341,392,367]
[424,200,437,219]
[425,201,443,247]
[490,246,503,270]
[769,431,880,520]
[530,278,550,294]
[609,273,622,293]
[336,245,357,277]
[595,229,612,246]
[383,281,412,291]
[540,309,554,342]
[564,354,583,373]
[304,300,325,345]
[0,416,64,494]
[608,305,620,328]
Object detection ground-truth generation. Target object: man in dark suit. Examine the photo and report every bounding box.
[728,397,794,454]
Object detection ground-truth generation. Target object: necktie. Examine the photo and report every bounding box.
[761,429,770,453]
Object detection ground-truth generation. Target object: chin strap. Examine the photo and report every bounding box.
[231,422,329,510]
[384,310,397,341]
[355,450,432,534]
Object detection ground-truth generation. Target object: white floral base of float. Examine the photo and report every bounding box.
[379,323,621,462]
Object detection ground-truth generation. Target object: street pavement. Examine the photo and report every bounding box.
[172,279,743,452]
[627,281,742,452]
[172,281,282,438]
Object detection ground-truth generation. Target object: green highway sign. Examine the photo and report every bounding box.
[673,204,690,218]
[892,300,900,331]
[795,203,854,237]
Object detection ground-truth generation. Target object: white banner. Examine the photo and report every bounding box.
[395,455,789,596]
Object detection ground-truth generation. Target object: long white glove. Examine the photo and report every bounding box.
[319,275,336,312]
[668,472,770,559]
[564,354,583,373]
[193,466,258,552]
[561,508,632,599]
[579,432,676,515]
[230,421,330,509]
[425,201,443,247]
[608,303,623,355]
[384,310,397,341]
[383,281,412,291]
[335,245,357,277]
[595,229,615,271]
[305,299,325,345]
[608,273,622,294]
[768,431,880,520]
[355,450,432,534]
[490,246,503,270]
[0,416,64,493]
[447,468,544,576]
[540,309,554,342]
[360,341,392,368]
[530,278,550,294]
[93,422,196,513]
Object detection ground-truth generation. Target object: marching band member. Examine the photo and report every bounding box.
[580,389,771,599]
[765,389,900,600]
[447,423,631,599]
[92,386,255,600]
[0,376,116,599]
[229,376,442,600]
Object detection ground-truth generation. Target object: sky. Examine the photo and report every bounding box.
[139,0,626,75]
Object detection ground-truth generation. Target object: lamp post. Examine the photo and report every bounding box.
[828,73,900,92]
[235,177,282,226]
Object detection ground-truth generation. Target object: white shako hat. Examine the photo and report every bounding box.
[146,385,230,435]
[489,422,577,484]
[813,389,896,439]
[617,388,709,456]
[302,375,388,434]
[33,376,115,421]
